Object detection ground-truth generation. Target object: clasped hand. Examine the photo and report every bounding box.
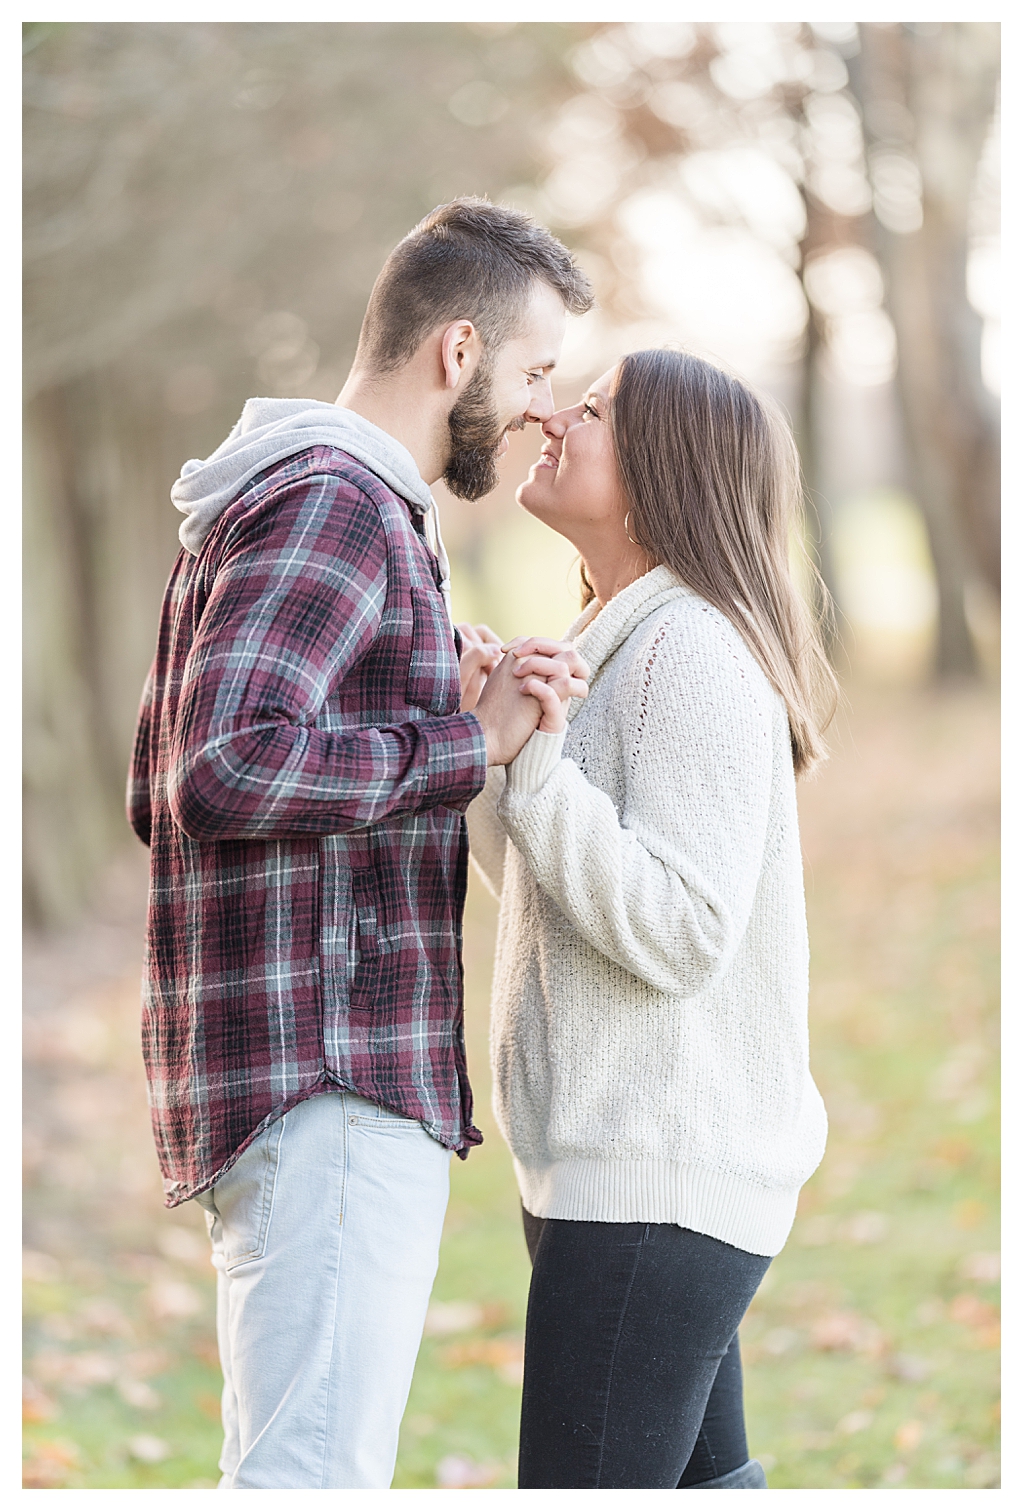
[457,622,589,767]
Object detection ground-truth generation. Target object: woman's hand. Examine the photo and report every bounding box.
[457,622,504,711]
[475,641,588,764]
[504,637,590,736]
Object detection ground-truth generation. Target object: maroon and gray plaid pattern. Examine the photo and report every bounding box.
[128,447,488,1205]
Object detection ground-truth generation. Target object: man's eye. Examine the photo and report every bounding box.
[527,371,544,383]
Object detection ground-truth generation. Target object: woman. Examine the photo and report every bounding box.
[461,349,837,1489]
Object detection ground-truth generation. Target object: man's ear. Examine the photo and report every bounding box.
[440,319,481,391]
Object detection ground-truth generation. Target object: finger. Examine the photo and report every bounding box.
[511,653,588,682]
[546,674,588,700]
[475,624,504,647]
[501,635,528,652]
[505,636,578,660]
[509,644,589,681]
[461,643,493,671]
[521,676,567,732]
[520,675,560,710]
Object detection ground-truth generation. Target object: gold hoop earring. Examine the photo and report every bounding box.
[624,511,639,546]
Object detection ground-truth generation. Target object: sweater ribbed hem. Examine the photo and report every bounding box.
[513,1156,800,1258]
[505,727,566,795]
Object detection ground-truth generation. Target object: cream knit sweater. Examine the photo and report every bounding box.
[467,566,827,1257]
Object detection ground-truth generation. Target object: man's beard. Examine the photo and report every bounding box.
[444,356,521,501]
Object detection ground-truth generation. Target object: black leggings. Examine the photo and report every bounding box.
[519,1210,771,1489]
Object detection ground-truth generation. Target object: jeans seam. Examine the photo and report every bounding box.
[594,1226,647,1488]
[687,1425,717,1486]
[316,1093,351,1490]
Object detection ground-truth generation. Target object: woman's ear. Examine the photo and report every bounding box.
[440,319,480,391]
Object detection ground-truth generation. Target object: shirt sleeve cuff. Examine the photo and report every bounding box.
[505,727,566,796]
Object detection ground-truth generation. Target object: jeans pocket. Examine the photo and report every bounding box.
[345,1093,423,1130]
[206,1116,287,1270]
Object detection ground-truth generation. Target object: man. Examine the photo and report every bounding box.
[127,198,593,1488]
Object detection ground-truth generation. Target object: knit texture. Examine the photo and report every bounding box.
[467,566,827,1257]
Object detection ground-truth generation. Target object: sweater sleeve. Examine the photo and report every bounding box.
[496,616,775,997]
[168,473,487,841]
[466,728,566,897]
[465,766,508,899]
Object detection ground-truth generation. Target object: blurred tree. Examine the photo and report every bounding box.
[23,19,590,926]
[522,22,998,677]
[22,20,999,924]
[850,22,1000,677]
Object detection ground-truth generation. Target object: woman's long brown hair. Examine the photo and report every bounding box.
[600,349,838,776]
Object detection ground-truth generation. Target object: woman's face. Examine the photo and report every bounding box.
[516,366,629,542]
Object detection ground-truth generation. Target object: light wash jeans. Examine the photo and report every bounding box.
[192,1088,451,1488]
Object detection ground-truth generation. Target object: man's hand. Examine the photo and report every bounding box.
[457,622,504,711]
[474,640,588,765]
[502,637,591,737]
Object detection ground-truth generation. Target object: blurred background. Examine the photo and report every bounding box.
[23,20,999,1490]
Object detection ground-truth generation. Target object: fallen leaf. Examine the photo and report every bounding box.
[436,1454,501,1488]
[158,1227,209,1266]
[127,1434,171,1464]
[841,1210,889,1245]
[423,1300,484,1336]
[797,1216,835,1247]
[22,1377,58,1423]
[887,1353,932,1383]
[23,1249,62,1283]
[439,1336,525,1384]
[32,1349,118,1388]
[121,1348,172,1379]
[78,1298,133,1337]
[963,1452,1000,1488]
[192,1337,221,1368]
[763,1327,799,1356]
[811,1310,886,1356]
[147,1280,202,1320]
[948,1292,998,1328]
[959,1251,999,1284]
[894,1420,924,1453]
[117,1378,161,1410]
[22,1438,80,1488]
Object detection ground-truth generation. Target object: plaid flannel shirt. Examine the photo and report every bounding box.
[128,446,489,1205]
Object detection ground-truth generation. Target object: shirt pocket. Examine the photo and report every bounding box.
[347,866,387,1012]
[406,584,458,715]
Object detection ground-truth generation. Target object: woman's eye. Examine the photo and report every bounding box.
[582,402,599,418]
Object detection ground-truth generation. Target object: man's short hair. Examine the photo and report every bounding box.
[355,197,594,372]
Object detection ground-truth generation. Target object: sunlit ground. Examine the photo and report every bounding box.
[22,668,998,1489]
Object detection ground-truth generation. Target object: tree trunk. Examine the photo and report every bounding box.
[851,22,1000,679]
[23,365,185,928]
[796,297,844,663]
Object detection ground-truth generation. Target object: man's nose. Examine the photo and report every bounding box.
[524,377,556,424]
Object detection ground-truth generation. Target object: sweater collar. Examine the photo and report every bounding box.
[564,565,692,722]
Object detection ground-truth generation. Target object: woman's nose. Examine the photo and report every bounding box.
[542,406,575,440]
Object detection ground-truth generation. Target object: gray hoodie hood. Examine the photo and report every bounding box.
[172,397,451,600]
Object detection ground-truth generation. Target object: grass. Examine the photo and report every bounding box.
[23,681,999,1489]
